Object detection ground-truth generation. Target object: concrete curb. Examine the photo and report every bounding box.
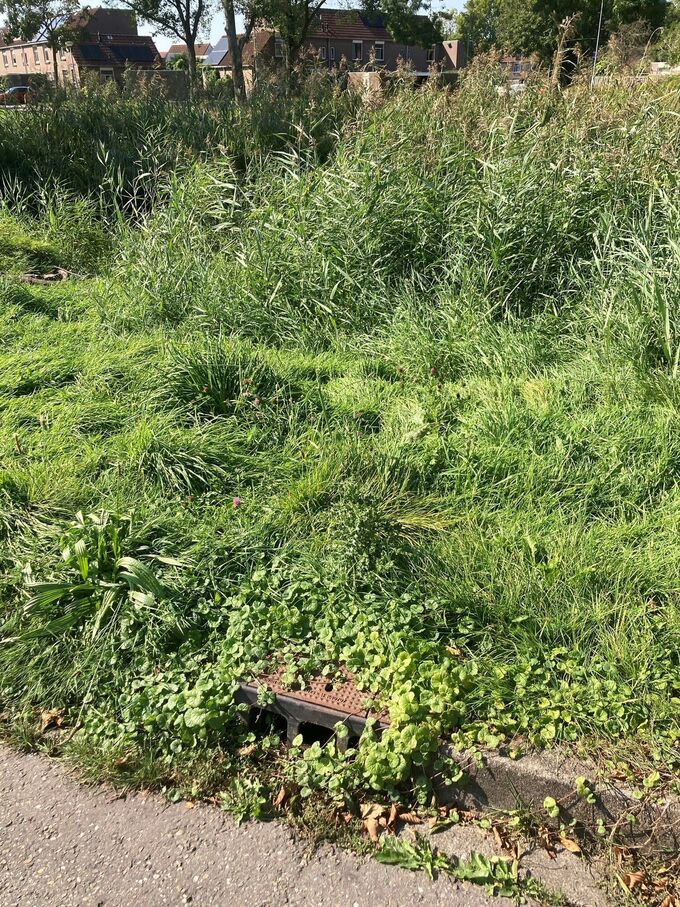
[435,748,680,854]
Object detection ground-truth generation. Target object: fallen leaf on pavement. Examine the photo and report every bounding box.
[364,818,380,842]
[559,836,582,854]
[399,812,422,825]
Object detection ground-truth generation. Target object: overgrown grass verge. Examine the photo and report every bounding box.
[0,77,679,860]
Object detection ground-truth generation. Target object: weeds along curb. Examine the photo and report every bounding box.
[436,747,680,854]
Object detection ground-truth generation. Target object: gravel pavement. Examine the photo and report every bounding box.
[0,745,510,907]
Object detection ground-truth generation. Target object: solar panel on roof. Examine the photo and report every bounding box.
[109,44,155,62]
[205,35,228,66]
[78,44,107,62]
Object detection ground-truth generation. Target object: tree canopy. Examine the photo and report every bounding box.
[115,0,213,81]
[454,0,669,60]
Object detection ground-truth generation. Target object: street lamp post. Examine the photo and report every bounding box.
[591,0,605,88]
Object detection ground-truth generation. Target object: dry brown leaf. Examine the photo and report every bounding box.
[621,871,646,891]
[388,804,399,828]
[559,836,582,854]
[360,803,385,821]
[492,826,504,849]
[273,787,289,809]
[184,801,195,810]
[364,817,380,842]
[660,895,680,907]
[378,817,388,828]
[236,743,257,757]
[40,709,64,732]
[427,816,438,829]
[399,812,423,825]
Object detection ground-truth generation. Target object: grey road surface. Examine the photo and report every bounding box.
[0,746,510,907]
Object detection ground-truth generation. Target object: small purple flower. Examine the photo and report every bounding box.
[232,497,242,509]
[253,397,261,407]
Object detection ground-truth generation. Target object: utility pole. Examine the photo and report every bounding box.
[591,0,605,88]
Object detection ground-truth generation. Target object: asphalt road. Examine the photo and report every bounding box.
[0,746,509,907]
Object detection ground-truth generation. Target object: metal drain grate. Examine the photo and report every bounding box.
[236,667,388,752]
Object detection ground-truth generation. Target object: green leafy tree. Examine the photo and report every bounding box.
[115,0,213,83]
[455,0,669,61]
[0,0,83,85]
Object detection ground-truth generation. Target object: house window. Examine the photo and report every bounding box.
[11,50,17,66]
[33,46,40,64]
[512,60,521,74]
[319,45,326,60]
[274,38,284,59]
[44,47,50,62]
[100,67,114,81]
[2,51,8,67]
[374,41,384,62]
[353,40,362,61]
[60,48,65,60]
[330,46,335,62]
[426,45,435,63]
[22,51,28,66]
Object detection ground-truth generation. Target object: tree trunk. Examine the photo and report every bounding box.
[222,0,246,103]
[51,42,59,88]
[186,37,198,86]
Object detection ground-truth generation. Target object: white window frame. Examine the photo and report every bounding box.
[512,60,521,74]
[352,40,362,62]
[44,47,50,62]
[274,38,284,59]
[11,50,17,66]
[319,44,326,60]
[426,45,435,63]
[2,51,8,67]
[374,41,384,62]
[33,46,40,64]
[330,46,335,62]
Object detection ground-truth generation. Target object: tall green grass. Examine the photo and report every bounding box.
[1,75,679,802]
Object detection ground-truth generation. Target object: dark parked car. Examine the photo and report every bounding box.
[0,85,36,105]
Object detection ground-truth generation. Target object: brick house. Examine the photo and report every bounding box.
[206,9,466,83]
[499,54,534,83]
[0,7,161,86]
[163,42,212,63]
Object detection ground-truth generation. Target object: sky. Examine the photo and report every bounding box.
[146,1,462,52]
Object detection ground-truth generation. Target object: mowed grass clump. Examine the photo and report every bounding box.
[0,77,679,807]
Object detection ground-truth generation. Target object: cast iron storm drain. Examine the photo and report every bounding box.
[236,668,389,752]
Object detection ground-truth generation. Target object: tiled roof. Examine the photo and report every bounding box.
[307,9,392,40]
[166,43,211,56]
